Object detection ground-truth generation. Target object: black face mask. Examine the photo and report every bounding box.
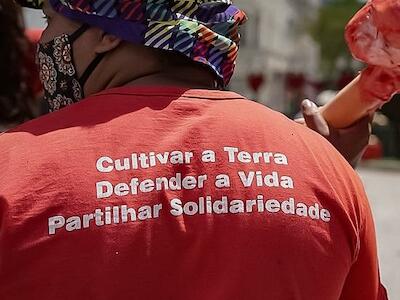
[37,24,105,112]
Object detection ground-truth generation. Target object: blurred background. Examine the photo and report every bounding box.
[231,1,400,298]
[3,1,399,298]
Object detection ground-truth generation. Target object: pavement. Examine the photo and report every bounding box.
[358,166,400,299]
[360,159,400,172]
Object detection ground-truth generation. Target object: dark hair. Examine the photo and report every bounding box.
[0,0,35,124]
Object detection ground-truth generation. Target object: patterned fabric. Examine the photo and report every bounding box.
[37,30,84,111]
[18,0,247,86]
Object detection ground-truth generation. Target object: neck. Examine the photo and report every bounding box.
[125,67,218,89]
[86,65,218,95]
[83,45,219,96]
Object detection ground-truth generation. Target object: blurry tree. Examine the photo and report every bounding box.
[311,0,364,76]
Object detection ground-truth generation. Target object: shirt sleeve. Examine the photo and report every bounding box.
[339,178,388,300]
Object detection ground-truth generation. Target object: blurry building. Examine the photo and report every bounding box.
[23,8,46,28]
[231,0,321,114]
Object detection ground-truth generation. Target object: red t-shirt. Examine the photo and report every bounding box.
[0,87,387,299]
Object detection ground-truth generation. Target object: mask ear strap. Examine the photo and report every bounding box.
[70,23,106,95]
[69,24,90,43]
[79,52,106,91]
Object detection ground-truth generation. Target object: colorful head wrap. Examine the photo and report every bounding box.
[18,0,247,86]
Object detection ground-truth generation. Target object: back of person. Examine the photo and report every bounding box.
[0,87,385,299]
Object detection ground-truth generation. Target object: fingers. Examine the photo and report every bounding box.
[301,99,330,137]
[294,118,305,125]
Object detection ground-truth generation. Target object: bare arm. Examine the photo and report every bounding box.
[297,99,371,168]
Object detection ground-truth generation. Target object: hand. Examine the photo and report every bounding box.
[296,99,372,168]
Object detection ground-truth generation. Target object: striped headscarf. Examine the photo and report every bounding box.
[18,0,247,86]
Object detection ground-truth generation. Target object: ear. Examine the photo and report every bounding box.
[94,32,122,54]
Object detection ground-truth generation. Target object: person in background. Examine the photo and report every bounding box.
[0,0,42,131]
[0,0,386,299]
[381,96,400,158]
[25,27,45,103]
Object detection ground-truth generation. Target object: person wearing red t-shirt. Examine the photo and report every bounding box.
[0,0,387,299]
